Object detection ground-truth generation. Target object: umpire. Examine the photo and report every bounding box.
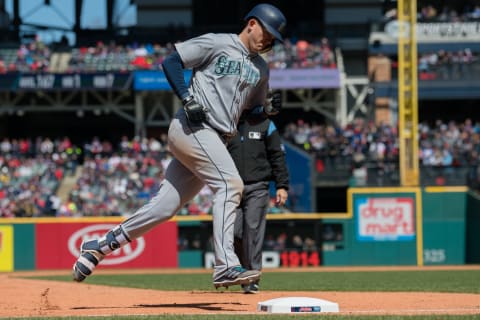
[227,103,289,294]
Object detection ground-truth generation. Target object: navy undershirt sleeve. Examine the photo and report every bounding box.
[162,51,190,101]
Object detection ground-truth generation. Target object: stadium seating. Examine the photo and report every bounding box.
[0,37,336,73]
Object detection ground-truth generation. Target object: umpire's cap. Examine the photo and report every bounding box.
[244,3,287,42]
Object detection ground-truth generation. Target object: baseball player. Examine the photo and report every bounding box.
[72,3,287,289]
[228,105,289,293]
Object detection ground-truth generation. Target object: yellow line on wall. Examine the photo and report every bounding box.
[348,187,421,194]
[424,186,468,193]
[414,188,424,266]
[0,212,352,224]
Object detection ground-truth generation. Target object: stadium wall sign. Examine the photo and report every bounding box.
[204,250,321,268]
[68,224,145,265]
[0,73,133,91]
[269,68,340,89]
[134,70,192,90]
[370,21,480,44]
[134,69,340,91]
[355,197,415,242]
[34,221,178,269]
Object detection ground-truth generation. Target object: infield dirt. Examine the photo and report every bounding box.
[1,266,480,317]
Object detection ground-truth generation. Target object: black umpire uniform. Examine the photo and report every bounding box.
[227,109,289,290]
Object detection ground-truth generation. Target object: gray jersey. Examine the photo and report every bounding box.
[175,33,270,135]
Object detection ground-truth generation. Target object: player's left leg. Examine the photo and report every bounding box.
[73,158,204,282]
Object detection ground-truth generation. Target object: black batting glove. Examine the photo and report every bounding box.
[265,90,282,115]
[183,96,207,124]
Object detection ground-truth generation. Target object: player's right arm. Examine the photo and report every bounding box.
[162,51,190,101]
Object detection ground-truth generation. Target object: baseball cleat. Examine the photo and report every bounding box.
[215,286,229,290]
[72,240,105,282]
[213,266,261,289]
[242,282,259,294]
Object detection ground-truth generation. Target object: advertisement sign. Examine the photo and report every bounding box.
[36,222,177,269]
[369,21,480,53]
[201,219,322,268]
[0,226,14,272]
[269,68,340,89]
[0,73,133,91]
[133,69,340,91]
[204,250,320,268]
[134,70,192,90]
[356,197,415,241]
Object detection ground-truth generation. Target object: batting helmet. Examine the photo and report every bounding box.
[244,3,287,42]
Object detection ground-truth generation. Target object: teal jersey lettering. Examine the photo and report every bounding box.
[176,33,269,135]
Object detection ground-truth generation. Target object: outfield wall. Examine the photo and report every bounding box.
[0,187,478,271]
[323,187,468,266]
[0,219,178,272]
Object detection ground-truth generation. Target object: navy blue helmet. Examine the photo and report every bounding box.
[244,3,287,42]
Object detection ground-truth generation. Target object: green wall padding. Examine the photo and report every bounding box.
[14,224,35,270]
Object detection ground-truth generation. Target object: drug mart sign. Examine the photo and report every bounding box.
[356,197,415,241]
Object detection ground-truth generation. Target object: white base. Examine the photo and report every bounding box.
[258,296,339,313]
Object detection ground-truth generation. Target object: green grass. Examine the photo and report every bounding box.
[29,269,480,293]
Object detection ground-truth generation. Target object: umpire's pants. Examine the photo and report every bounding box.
[234,181,270,273]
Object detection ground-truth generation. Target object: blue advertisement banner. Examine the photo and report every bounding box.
[134,70,192,91]
[0,73,133,91]
[0,69,340,92]
[134,68,340,91]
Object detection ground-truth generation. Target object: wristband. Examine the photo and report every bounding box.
[182,95,194,106]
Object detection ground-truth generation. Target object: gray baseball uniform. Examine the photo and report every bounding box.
[120,33,270,280]
[72,3,287,286]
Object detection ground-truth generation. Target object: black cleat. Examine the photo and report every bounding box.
[213,266,261,289]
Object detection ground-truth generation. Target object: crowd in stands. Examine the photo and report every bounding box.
[374,3,480,82]
[0,134,289,218]
[2,117,480,218]
[64,147,168,217]
[371,48,479,83]
[0,36,336,74]
[0,136,79,217]
[283,118,480,186]
[383,3,480,23]
[417,49,478,80]
[265,37,336,69]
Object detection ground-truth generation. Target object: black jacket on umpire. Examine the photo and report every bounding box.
[228,111,289,190]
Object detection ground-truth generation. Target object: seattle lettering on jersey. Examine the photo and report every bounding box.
[215,55,260,86]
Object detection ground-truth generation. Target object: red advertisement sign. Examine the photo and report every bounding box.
[36,222,177,269]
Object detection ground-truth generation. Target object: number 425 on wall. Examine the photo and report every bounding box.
[424,249,446,263]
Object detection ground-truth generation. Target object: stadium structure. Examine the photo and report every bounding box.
[0,0,479,270]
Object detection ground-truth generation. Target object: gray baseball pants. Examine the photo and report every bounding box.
[121,110,244,280]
